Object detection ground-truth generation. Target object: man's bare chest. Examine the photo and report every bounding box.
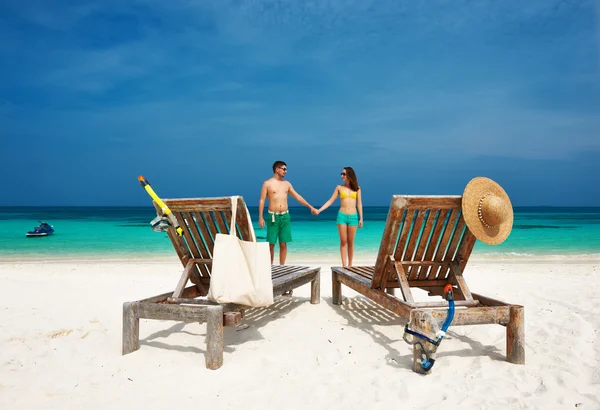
[268,183,289,196]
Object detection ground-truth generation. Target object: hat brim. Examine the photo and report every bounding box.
[462,177,514,245]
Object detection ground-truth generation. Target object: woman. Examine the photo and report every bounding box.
[317,167,363,267]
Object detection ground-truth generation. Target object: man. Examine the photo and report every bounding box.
[258,160,317,266]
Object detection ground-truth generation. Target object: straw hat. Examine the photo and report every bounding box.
[462,177,514,245]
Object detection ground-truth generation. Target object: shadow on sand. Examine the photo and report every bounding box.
[326,295,505,370]
[140,295,309,355]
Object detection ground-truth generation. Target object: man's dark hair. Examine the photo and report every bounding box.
[272,160,286,173]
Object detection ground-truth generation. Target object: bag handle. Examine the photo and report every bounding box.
[229,196,257,242]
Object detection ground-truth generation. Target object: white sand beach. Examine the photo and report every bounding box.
[1,258,599,409]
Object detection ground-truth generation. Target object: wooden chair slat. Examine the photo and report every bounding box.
[418,209,450,280]
[271,266,312,279]
[411,210,441,280]
[193,212,215,270]
[404,210,427,264]
[392,209,415,266]
[271,266,315,281]
[182,212,211,277]
[429,209,460,279]
[212,211,229,235]
[173,211,201,261]
[407,210,435,280]
[188,212,212,256]
[353,266,375,276]
[332,267,372,287]
[349,267,375,282]
[221,210,234,235]
[270,265,286,274]
[203,211,220,244]
[271,266,298,278]
[438,216,467,279]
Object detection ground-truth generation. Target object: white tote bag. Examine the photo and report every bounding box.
[207,196,274,307]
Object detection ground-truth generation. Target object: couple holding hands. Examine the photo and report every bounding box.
[258,160,363,268]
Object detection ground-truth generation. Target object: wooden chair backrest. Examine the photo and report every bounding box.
[372,196,476,289]
[155,196,253,278]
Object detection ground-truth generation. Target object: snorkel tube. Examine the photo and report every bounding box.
[138,176,183,236]
[436,284,455,342]
[403,284,455,372]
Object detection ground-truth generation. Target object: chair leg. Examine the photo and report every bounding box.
[205,305,224,370]
[310,273,320,304]
[122,302,139,355]
[332,272,342,305]
[410,311,434,375]
[412,344,432,375]
[507,305,525,364]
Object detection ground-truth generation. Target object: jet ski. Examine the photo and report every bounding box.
[26,221,54,237]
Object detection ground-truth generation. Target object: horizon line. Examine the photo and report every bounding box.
[1,205,599,209]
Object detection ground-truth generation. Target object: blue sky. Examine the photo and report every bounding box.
[1,0,599,206]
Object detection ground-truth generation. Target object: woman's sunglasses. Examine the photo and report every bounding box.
[341,172,346,176]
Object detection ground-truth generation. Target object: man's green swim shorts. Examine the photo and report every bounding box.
[266,211,292,244]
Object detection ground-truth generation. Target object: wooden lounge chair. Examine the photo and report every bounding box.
[331,194,525,373]
[122,196,320,369]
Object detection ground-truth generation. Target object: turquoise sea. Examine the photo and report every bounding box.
[0,206,599,262]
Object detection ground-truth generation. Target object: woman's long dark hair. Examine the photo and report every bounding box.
[344,167,360,192]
